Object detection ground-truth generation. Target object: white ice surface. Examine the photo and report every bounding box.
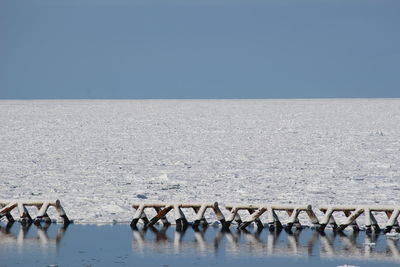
[0,99,399,223]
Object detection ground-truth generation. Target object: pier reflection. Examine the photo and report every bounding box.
[0,222,68,247]
[132,225,400,261]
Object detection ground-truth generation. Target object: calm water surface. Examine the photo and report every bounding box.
[0,222,399,266]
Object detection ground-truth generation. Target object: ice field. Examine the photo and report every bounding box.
[0,99,399,223]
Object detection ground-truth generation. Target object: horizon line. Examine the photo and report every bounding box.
[1,97,400,101]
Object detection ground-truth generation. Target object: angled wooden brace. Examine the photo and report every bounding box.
[336,208,364,232]
[342,210,360,231]
[285,208,301,230]
[0,202,17,223]
[192,204,208,228]
[147,205,173,227]
[34,202,51,225]
[238,207,266,230]
[225,207,240,227]
[384,209,400,233]
[247,208,264,229]
[154,206,171,226]
[319,208,337,231]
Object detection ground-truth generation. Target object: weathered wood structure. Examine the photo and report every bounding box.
[0,199,70,225]
[131,202,226,230]
[224,204,320,230]
[131,202,400,233]
[319,205,400,233]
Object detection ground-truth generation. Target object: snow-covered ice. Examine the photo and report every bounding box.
[0,99,399,223]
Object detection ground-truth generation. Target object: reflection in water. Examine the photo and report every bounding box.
[1,222,399,265]
[0,222,68,247]
[132,225,400,261]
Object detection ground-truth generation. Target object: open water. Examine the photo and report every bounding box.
[0,222,399,266]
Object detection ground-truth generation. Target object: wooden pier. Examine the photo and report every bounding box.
[0,199,70,225]
[131,202,400,233]
[130,202,226,230]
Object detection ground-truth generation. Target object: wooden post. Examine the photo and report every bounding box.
[305,205,320,228]
[369,211,380,232]
[225,207,239,227]
[34,202,50,225]
[54,201,70,224]
[266,207,282,231]
[131,204,145,227]
[174,204,188,231]
[18,202,32,225]
[212,202,227,228]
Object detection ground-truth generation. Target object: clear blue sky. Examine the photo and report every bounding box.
[0,0,399,99]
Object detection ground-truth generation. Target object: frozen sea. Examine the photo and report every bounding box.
[0,99,399,223]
